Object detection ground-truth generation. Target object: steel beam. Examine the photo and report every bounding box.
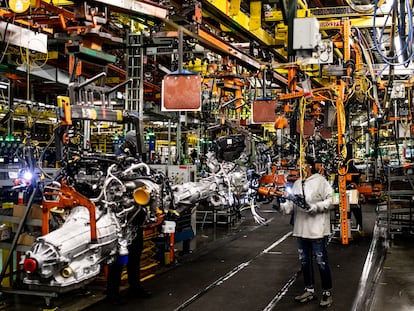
[319,16,391,30]
[93,0,168,19]
[265,7,391,30]
[0,21,48,53]
[197,29,261,70]
[265,6,389,21]
[202,0,285,60]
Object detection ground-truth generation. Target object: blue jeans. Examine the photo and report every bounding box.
[297,237,332,291]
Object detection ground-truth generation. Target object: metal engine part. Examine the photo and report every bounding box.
[22,206,117,293]
[20,133,267,292]
[21,158,171,293]
[172,142,255,211]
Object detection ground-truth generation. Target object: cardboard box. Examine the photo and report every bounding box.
[12,204,43,219]
[30,204,43,220]
[13,204,27,218]
[17,233,35,246]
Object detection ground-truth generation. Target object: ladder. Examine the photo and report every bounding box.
[125,33,145,158]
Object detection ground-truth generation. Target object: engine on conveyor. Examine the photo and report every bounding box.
[20,132,267,293]
[21,154,172,293]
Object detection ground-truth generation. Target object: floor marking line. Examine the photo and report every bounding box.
[262,271,299,311]
[263,230,338,310]
[173,230,293,311]
[263,231,293,253]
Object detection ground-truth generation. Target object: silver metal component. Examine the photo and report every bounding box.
[20,133,268,293]
[22,206,117,292]
[21,158,169,293]
[172,145,255,211]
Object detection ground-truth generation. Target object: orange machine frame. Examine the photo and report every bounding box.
[42,179,98,242]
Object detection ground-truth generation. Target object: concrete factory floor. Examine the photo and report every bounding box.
[1,202,414,311]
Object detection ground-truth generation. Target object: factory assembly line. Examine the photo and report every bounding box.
[1,201,395,311]
[0,0,413,310]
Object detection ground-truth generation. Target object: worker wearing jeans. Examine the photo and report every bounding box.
[297,237,332,296]
[279,155,334,308]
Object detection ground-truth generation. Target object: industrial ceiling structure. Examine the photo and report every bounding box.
[0,0,411,148]
[0,1,408,95]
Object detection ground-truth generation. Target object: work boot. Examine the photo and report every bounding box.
[319,291,333,308]
[294,288,316,303]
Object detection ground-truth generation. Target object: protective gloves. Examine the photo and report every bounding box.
[306,203,318,214]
